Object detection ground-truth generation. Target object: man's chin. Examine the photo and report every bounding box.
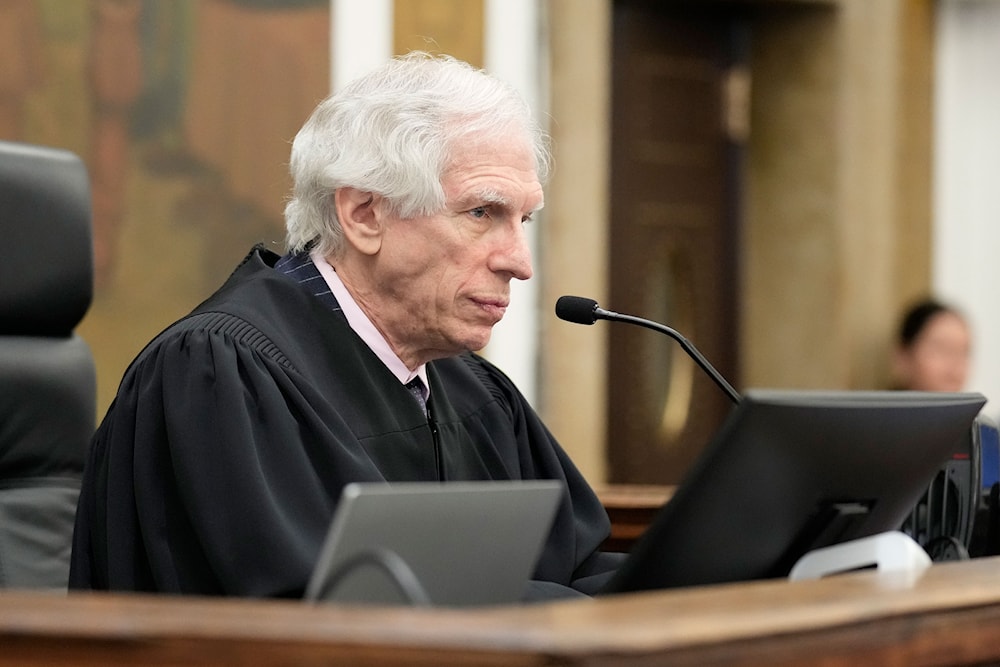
[463,330,494,354]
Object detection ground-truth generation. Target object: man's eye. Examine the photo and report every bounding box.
[469,206,489,219]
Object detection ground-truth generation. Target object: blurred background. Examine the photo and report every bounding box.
[3,0,998,487]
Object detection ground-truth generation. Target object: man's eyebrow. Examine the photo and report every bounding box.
[468,188,510,207]
[458,188,544,214]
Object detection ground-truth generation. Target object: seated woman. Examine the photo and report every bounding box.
[892,298,972,392]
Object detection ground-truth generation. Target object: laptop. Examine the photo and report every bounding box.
[304,480,563,607]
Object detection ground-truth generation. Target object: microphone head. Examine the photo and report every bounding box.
[555,295,600,325]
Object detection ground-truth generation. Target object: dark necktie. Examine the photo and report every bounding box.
[405,378,428,418]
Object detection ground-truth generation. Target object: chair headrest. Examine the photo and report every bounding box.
[0,141,93,336]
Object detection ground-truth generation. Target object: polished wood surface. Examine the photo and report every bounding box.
[4,556,1000,666]
[597,484,674,552]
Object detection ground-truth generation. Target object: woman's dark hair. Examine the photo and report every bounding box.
[898,299,956,348]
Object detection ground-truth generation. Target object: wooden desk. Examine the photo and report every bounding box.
[597,484,674,552]
[4,557,1000,665]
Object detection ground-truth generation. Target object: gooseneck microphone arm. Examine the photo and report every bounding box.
[555,295,741,405]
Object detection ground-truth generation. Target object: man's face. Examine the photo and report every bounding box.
[363,137,543,368]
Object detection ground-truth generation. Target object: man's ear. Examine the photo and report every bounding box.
[335,187,383,256]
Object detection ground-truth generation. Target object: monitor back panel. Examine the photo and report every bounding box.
[305,480,563,607]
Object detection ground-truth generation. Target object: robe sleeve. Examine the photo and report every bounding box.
[72,313,372,596]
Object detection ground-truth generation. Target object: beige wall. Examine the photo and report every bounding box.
[541,0,613,484]
[542,0,935,484]
[744,0,934,390]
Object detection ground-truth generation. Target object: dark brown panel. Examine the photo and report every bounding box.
[609,1,745,484]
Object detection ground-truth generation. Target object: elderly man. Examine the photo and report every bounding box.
[70,53,621,600]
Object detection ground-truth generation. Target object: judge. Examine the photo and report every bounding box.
[70,52,623,600]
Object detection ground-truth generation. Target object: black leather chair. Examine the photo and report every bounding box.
[0,140,95,589]
[902,414,998,561]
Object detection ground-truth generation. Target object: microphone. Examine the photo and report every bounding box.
[555,295,741,405]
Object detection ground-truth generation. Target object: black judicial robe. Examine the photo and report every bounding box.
[70,248,622,599]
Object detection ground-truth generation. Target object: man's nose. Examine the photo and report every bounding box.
[491,223,533,280]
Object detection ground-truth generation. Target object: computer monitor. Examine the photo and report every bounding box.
[600,389,987,595]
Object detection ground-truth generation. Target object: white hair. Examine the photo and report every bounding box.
[283,52,551,257]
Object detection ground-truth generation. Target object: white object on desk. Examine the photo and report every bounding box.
[789,531,932,581]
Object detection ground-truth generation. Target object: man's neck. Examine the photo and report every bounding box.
[309,249,428,388]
